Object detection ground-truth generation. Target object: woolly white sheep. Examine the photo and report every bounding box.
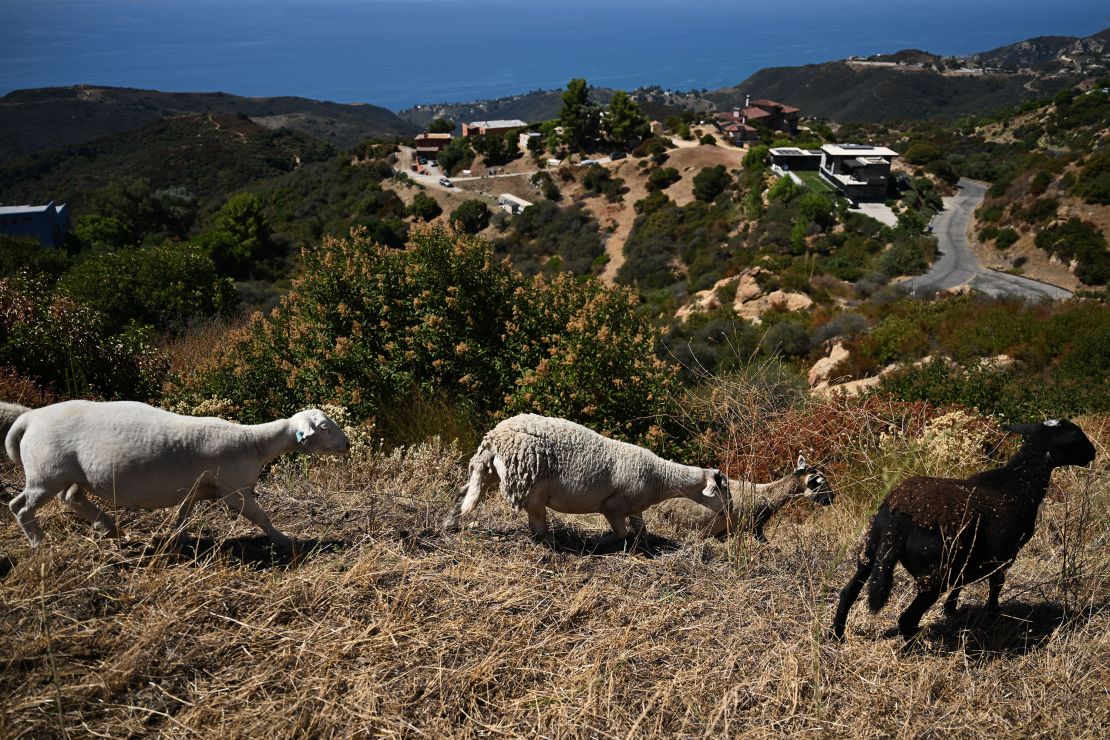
[657,455,835,541]
[6,400,350,550]
[0,401,30,440]
[442,413,730,543]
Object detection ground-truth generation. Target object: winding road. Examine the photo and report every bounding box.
[905,178,1072,301]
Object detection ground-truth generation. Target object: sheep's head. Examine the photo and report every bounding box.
[793,454,835,506]
[292,409,352,455]
[1005,419,1096,469]
[693,468,731,513]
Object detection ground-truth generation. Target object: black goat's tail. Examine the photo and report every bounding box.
[867,512,908,613]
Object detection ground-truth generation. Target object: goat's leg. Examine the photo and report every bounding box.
[985,570,1006,614]
[898,584,942,642]
[943,586,962,617]
[9,485,53,546]
[222,489,293,552]
[58,485,118,538]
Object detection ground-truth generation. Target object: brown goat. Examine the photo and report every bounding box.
[831,419,1096,644]
[656,455,835,541]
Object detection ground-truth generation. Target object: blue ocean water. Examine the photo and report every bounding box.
[1,0,1106,111]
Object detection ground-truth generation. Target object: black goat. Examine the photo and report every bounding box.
[831,419,1096,643]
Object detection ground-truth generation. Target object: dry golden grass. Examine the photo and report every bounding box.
[2,421,1109,738]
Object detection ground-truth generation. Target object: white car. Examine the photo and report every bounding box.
[439,177,453,187]
[581,158,599,166]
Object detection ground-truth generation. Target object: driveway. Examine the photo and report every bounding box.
[906,178,1072,300]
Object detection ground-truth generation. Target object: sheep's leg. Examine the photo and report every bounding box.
[628,513,647,538]
[599,496,631,541]
[9,485,51,546]
[898,585,942,642]
[985,571,1005,614]
[524,502,549,540]
[58,485,118,538]
[943,587,962,617]
[222,489,293,552]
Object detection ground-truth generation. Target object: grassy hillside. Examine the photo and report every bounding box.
[0,85,417,162]
[1,406,1107,736]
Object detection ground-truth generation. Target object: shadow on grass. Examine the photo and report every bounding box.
[123,535,349,570]
[449,522,685,559]
[900,600,1109,660]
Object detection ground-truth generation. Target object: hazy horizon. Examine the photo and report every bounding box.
[1,0,1107,110]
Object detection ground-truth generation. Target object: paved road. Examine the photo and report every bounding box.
[906,178,1072,301]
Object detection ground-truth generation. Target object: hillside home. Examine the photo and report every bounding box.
[0,201,69,247]
[414,132,453,160]
[714,95,800,143]
[819,144,899,201]
[518,131,542,153]
[498,193,533,215]
[769,147,822,171]
[462,119,528,137]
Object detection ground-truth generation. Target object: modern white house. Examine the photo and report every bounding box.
[462,119,528,137]
[818,144,899,201]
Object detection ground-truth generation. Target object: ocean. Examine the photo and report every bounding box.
[1,0,1106,111]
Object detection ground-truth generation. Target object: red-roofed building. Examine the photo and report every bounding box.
[714,96,800,144]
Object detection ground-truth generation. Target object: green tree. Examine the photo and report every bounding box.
[559,78,600,152]
[428,118,455,134]
[408,192,443,221]
[451,199,491,234]
[605,91,649,148]
[203,192,281,279]
[692,165,730,202]
[73,215,136,251]
[437,137,473,175]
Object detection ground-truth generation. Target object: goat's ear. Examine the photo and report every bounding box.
[1004,422,1039,436]
[795,454,807,472]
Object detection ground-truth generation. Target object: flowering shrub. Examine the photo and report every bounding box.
[0,276,166,400]
[170,224,676,450]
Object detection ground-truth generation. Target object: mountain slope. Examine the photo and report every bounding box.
[0,113,337,211]
[0,86,418,162]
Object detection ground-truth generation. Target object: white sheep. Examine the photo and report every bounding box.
[655,455,835,541]
[6,400,350,550]
[442,413,730,543]
[0,401,30,440]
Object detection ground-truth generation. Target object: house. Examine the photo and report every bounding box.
[414,132,453,161]
[714,95,800,143]
[498,193,533,215]
[818,144,899,201]
[462,119,528,137]
[0,201,69,247]
[518,131,542,153]
[769,147,822,171]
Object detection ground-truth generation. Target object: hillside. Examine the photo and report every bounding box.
[0,85,417,162]
[0,113,337,213]
[399,88,615,129]
[972,28,1110,71]
[706,62,1077,123]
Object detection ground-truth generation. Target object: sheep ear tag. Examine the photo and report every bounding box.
[296,430,306,444]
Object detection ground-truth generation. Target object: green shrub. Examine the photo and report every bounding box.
[56,243,236,333]
[903,142,943,165]
[692,165,730,202]
[646,167,681,191]
[408,192,442,221]
[1035,217,1110,285]
[1072,148,1110,204]
[0,276,166,400]
[171,225,678,449]
[450,200,491,234]
[994,227,1019,250]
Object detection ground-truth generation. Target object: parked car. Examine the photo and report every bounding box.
[581,158,599,166]
[439,177,453,187]
[609,151,627,160]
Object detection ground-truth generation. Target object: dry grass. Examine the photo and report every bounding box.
[2,419,1109,738]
